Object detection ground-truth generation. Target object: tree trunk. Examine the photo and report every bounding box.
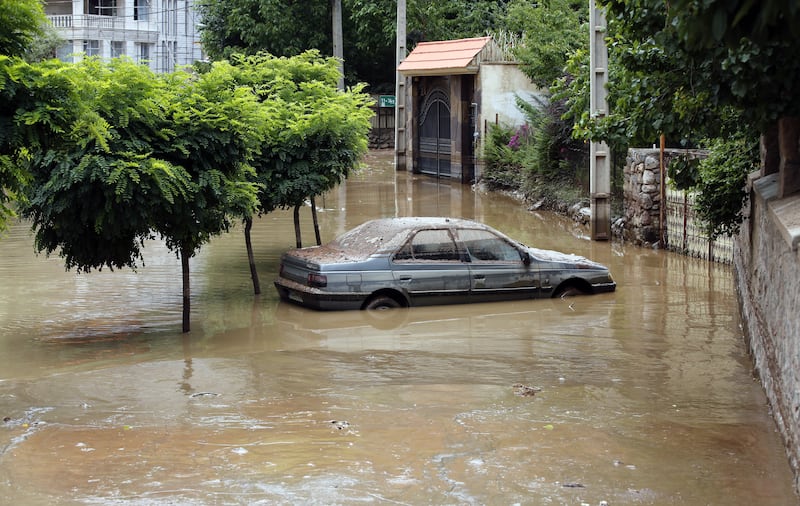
[294,203,302,248]
[311,196,321,245]
[181,245,191,333]
[244,217,261,294]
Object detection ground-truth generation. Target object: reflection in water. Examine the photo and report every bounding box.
[0,150,795,504]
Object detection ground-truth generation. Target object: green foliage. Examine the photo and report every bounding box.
[8,56,263,271]
[152,61,263,257]
[693,135,759,239]
[504,0,588,88]
[197,0,514,89]
[198,0,393,86]
[595,1,800,137]
[667,156,700,190]
[226,51,373,214]
[0,0,46,57]
[13,58,183,270]
[197,0,330,59]
[571,1,798,237]
[668,0,800,48]
[482,123,526,190]
[482,93,588,201]
[408,0,509,43]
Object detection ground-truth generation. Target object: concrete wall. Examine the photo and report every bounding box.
[476,63,543,181]
[734,172,800,492]
[478,63,544,132]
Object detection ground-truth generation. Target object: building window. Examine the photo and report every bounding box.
[134,0,149,21]
[83,40,100,57]
[138,43,151,64]
[111,41,125,58]
[86,0,117,16]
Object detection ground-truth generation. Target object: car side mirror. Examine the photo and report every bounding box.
[521,251,531,266]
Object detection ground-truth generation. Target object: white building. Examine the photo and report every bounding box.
[44,0,203,73]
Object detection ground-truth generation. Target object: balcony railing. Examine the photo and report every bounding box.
[47,14,157,35]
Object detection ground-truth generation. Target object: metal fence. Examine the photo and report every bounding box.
[664,184,733,264]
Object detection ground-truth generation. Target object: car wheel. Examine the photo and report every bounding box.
[554,285,588,298]
[364,295,403,311]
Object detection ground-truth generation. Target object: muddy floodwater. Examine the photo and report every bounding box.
[0,151,796,505]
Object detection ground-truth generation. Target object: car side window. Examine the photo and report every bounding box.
[458,229,522,262]
[393,229,460,262]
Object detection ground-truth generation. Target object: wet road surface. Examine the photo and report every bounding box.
[0,150,796,504]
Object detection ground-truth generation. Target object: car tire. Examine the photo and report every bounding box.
[554,285,588,298]
[364,295,403,311]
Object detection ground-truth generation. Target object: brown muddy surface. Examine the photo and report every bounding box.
[0,150,796,505]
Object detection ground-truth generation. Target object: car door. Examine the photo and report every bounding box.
[391,228,471,305]
[455,228,540,302]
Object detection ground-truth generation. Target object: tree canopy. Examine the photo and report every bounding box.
[197,0,517,91]
[602,0,800,135]
[228,51,372,214]
[3,48,372,330]
[568,0,798,238]
[0,0,46,57]
[0,0,51,233]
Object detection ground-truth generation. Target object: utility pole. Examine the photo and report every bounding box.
[589,0,610,240]
[332,0,344,90]
[394,0,407,170]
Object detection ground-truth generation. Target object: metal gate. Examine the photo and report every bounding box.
[418,89,451,177]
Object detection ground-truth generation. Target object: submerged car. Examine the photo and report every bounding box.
[274,217,616,311]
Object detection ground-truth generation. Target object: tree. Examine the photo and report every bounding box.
[197,0,331,60]
[151,62,263,330]
[15,57,262,332]
[407,0,510,44]
[0,0,49,233]
[602,0,800,134]
[501,0,587,88]
[197,0,514,90]
[226,51,373,293]
[570,1,800,238]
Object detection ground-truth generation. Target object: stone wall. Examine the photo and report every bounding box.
[621,149,664,245]
[622,148,706,246]
[622,148,716,253]
[734,172,800,492]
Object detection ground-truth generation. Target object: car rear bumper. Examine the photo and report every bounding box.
[274,279,365,311]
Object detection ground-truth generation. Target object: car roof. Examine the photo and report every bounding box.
[330,217,489,257]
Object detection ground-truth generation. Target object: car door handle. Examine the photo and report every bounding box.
[473,275,485,280]
[398,276,412,282]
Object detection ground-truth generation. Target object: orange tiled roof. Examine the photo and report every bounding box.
[397,36,491,76]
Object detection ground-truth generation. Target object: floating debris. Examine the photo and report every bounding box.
[513,383,542,397]
[190,392,220,398]
[329,420,350,430]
